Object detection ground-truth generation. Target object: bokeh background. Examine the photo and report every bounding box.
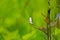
[0,0,60,40]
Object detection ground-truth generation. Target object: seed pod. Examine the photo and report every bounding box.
[45,17,49,24]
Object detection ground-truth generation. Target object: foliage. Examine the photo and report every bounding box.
[0,0,59,40]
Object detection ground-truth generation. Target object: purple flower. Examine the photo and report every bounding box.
[56,13,60,19]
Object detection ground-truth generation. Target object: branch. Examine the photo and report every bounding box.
[28,17,47,34]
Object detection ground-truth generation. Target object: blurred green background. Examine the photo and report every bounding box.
[0,0,60,40]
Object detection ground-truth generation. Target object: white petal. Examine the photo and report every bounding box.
[29,17,33,24]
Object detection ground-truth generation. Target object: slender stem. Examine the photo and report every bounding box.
[47,0,51,40]
[47,8,51,40]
